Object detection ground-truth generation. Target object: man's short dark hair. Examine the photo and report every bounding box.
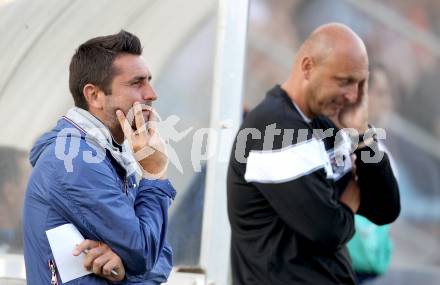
[69,30,143,110]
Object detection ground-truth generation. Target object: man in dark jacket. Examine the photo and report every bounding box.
[227,23,400,285]
[24,30,176,284]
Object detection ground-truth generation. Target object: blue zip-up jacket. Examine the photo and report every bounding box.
[23,118,176,284]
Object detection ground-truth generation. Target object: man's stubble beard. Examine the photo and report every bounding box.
[305,80,321,118]
[105,105,125,144]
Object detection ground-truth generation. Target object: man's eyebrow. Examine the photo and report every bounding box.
[335,70,369,81]
[125,74,153,84]
[334,74,351,80]
[334,75,359,82]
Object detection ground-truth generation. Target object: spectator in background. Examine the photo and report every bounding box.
[404,60,440,138]
[347,65,396,284]
[167,164,206,265]
[0,146,30,253]
[367,63,440,221]
[367,64,394,127]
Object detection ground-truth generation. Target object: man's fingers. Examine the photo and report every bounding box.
[82,246,104,271]
[102,257,117,276]
[102,257,123,279]
[92,252,112,275]
[147,108,158,134]
[73,239,99,256]
[116,110,133,138]
[351,154,358,179]
[134,102,146,131]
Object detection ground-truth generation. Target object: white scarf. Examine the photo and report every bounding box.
[64,107,141,178]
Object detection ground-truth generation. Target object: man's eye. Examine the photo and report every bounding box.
[339,78,357,87]
[339,79,349,86]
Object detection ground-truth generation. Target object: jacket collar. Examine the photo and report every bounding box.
[64,107,140,178]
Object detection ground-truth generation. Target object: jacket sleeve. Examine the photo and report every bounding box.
[144,241,173,283]
[355,143,401,225]
[48,143,176,276]
[250,168,355,250]
[235,113,355,251]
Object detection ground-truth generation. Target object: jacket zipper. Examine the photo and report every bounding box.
[124,178,128,196]
[48,259,59,285]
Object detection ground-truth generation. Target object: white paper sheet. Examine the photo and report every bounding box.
[46,223,91,283]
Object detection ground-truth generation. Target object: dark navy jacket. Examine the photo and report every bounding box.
[227,85,400,285]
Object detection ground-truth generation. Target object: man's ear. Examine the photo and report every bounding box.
[301,56,314,80]
[83,84,104,110]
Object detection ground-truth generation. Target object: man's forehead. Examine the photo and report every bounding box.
[113,54,151,79]
[325,52,368,79]
[334,69,369,80]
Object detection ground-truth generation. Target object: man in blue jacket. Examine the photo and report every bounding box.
[23,30,176,284]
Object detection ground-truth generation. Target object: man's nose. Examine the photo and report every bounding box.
[142,84,157,101]
[344,85,358,104]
